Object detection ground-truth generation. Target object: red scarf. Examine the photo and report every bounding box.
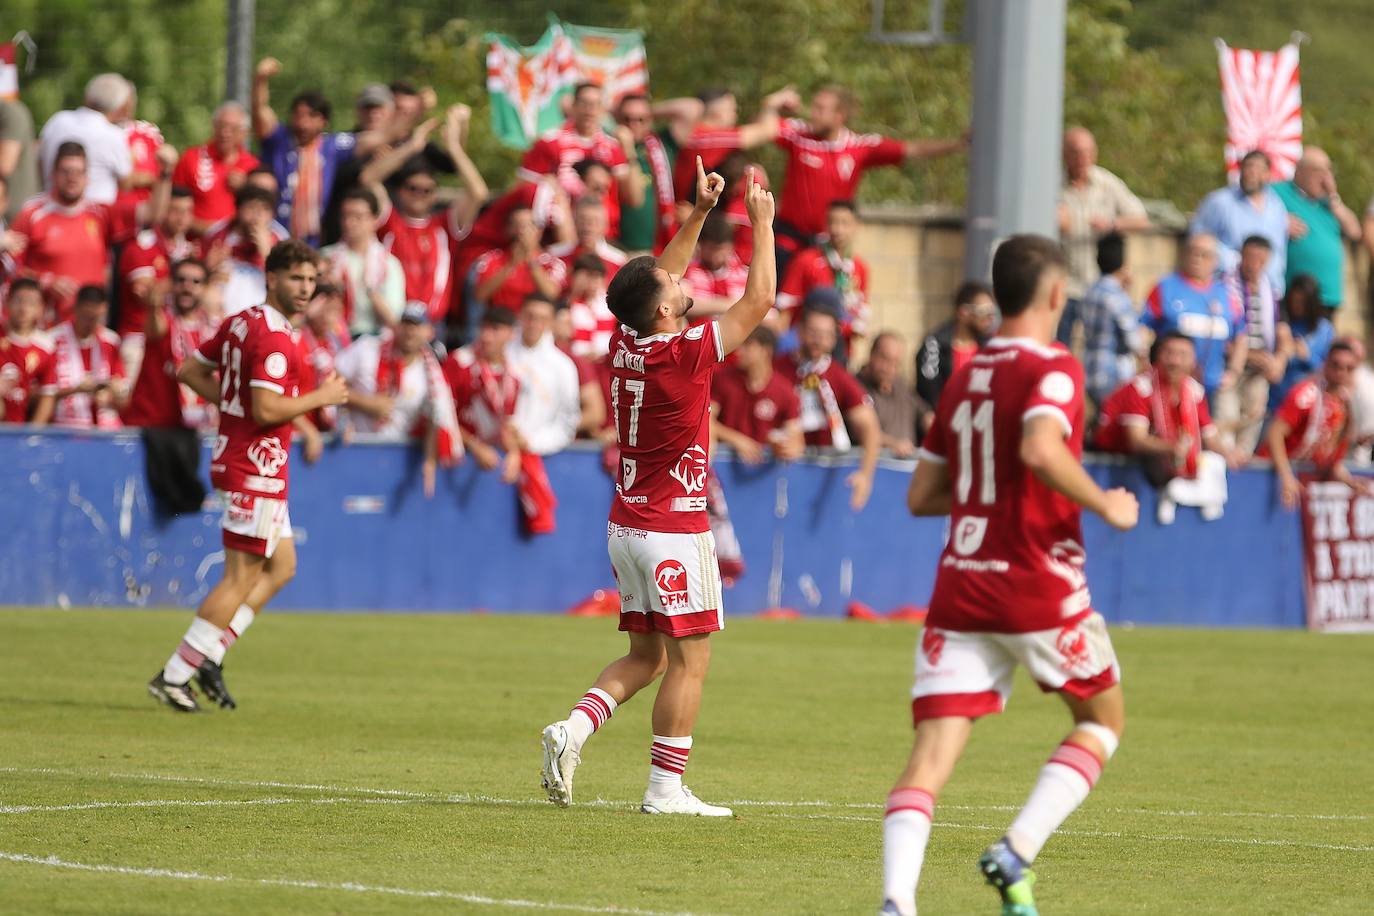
[1150,367,1202,478]
[167,307,215,428]
[376,332,462,461]
[329,241,390,328]
[641,133,677,254]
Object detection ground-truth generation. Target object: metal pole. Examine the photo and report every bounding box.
[225,0,255,105]
[964,0,1066,281]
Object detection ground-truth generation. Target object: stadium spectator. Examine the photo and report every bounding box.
[117,82,165,208]
[682,211,749,315]
[251,57,356,245]
[1142,234,1245,401]
[711,324,803,463]
[244,165,279,199]
[122,257,217,430]
[519,82,645,238]
[0,278,55,424]
[321,187,405,336]
[614,93,678,254]
[12,140,176,324]
[1268,274,1334,411]
[1215,236,1281,453]
[858,331,930,458]
[171,101,260,233]
[446,308,522,484]
[548,187,627,282]
[775,305,881,509]
[368,106,488,324]
[671,85,800,203]
[507,294,581,457]
[116,186,196,381]
[563,253,614,359]
[49,285,127,429]
[1261,340,1369,508]
[773,84,965,261]
[1191,149,1288,293]
[0,176,18,284]
[37,73,132,204]
[1058,126,1150,299]
[777,199,870,347]
[296,284,350,434]
[1094,332,1234,523]
[550,301,608,438]
[472,206,567,316]
[1056,232,1143,407]
[716,152,771,264]
[916,280,996,409]
[199,185,288,318]
[1341,336,1374,466]
[1272,147,1361,310]
[0,91,39,220]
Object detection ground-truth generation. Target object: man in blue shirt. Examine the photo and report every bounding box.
[1191,150,1288,295]
[1143,233,1247,402]
[1057,232,1143,406]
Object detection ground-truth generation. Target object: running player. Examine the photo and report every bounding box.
[147,239,348,712]
[540,157,775,816]
[878,235,1139,916]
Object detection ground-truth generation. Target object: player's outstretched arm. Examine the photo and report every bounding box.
[252,372,349,427]
[717,172,776,355]
[658,156,724,277]
[1021,415,1138,531]
[907,456,951,516]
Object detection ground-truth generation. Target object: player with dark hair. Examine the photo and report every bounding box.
[540,158,775,816]
[147,240,348,712]
[879,234,1139,916]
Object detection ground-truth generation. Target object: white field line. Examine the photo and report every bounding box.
[0,850,712,916]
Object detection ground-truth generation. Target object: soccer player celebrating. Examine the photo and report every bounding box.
[540,158,775,816]
[146,240,348,712]
[878,235,1139,916]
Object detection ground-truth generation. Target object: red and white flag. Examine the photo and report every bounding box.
[1216,39,1303,182]
[0,44,18,101]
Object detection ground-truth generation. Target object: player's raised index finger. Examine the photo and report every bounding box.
[696,155,706,181]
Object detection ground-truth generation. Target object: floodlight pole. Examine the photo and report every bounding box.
[226,0,255,105]
[964,0,1066,281]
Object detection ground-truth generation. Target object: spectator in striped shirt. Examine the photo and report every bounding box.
[562,253,614,359]
[1055,232,1143,407]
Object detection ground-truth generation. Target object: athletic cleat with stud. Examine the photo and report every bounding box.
[195,659,237,709]
[540,721,580,807]
[640,785,733,817]
[877,901,910,916]
[978,838,1038,916]
[147,672,200,712]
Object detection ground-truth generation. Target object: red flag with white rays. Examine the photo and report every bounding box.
[1216,38,1303,182]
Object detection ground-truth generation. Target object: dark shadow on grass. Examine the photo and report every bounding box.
[0,694,159,713]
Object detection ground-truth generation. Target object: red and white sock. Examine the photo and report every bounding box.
[882,787,935,916]
[647,734,692,796]
[162,618,225,685]
[219,604,256,655]
[567,688,617,751]
[1007,723,1118,862]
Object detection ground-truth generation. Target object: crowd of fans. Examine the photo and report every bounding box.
[0,63,1371,529]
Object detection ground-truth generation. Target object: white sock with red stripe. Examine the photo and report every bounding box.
[647,735,692,796]
[882,787,935,916]
[218,604,256,656]
[1006,723,1119,862]
[567,688,617,751]
[162,618,225,685]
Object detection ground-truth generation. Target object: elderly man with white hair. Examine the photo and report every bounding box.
[1273,146,1362,310]
[1057,125,1150,299]
[38,73,134,204]
[172,101,261,233]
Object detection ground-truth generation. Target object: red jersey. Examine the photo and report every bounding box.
[774,119,905,237]
[1257,377,1350,469]
[473,248,568,313]
[49,322,126,429]
[454,181,562,300]
[444,346,519,446]
[548,240,626,287]
[122,307,217,428]
[520,124,630,234]
[379,208,462,322]
[1094,372,1213,454]
[199,219,288,272]
[777,245,870,336]
[673,126,743,201]
[711,365,801,445]
[119,120,164,208]
[172,142,260,224]
[568,293,617,359]
[296,324,346,431]
[608,319,725,533]
[117,228,194,337]
[919,337,1090,634]
[774,352,871,447]
[684,253,749,304]
[0,332,56,423]
[193,304,301,499]
[12,196,138,324]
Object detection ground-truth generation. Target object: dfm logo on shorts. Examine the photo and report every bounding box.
[247,436,288,477]
[921,627,945,666]
[668,445,708,494]
[654,559,690,611]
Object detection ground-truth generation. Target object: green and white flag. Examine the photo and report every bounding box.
[561,21,648,110]
[485,22,578,150]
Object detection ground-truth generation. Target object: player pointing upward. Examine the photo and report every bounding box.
[879,235,1138,916]
[540,157,775,816]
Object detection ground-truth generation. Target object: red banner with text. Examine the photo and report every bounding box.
[1300,479,1374,632]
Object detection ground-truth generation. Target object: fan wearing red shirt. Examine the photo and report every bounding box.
[711,324,802,463]
[444,308,523,481]
[777,200,870,342]
[1263,341,1369,509]
[879,235,1139,916]
[0,279,56,425]
[117,188,196,379]
[547,187,628,284]
[562,253,616,359]
[147,240,348,714]
[122,257,218,430]
[683,212,750,316]
[519,82,644,238]
[473,206,568,316]
[118,110,165,208]
[199,185,289,319]
[671,85,800,203]
[539,159,776,819]
[171,101,261,233]
[48,286,128,429]
[774,84,965,257]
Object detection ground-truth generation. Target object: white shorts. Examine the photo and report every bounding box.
[911,612,1120,724]
[608,523,724,637]
[220,490,293,559]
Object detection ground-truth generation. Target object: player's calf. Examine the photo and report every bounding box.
[1004,720,1120,867]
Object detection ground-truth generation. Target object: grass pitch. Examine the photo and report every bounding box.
[0,609,1370,915]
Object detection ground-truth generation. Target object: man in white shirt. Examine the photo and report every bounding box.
[334,300,455,442]
[506,293,580,456]
[321,187,405,337]
[38,74,134,204]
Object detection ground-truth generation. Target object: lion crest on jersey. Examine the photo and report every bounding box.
[247,436,289,477]
[668,445,709,494]
[654,559,689,611]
